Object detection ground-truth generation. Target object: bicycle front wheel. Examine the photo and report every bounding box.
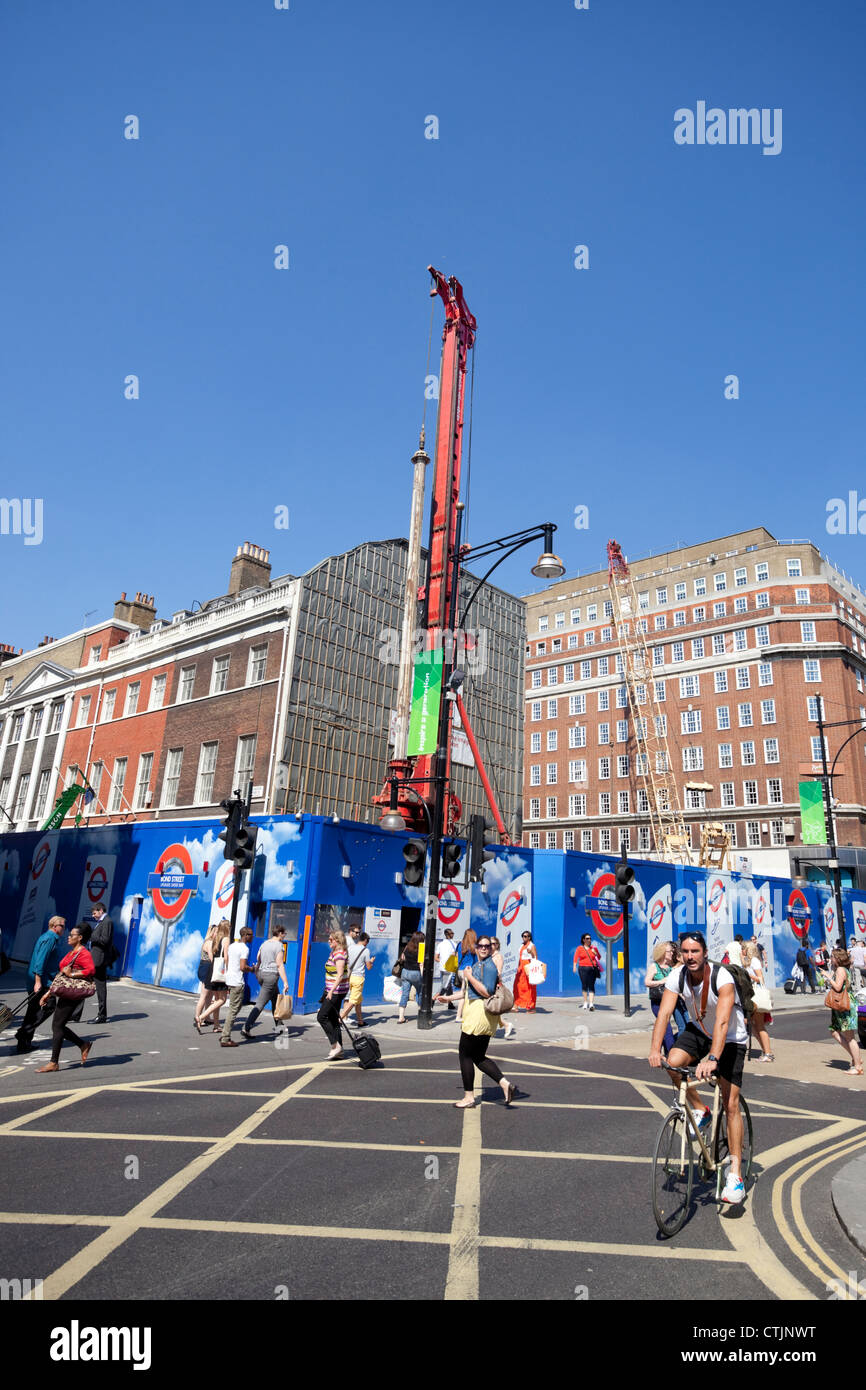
[652,1109,694,1237]
[714,1093,753,1195]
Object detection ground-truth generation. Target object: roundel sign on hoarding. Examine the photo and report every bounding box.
[754,893,767,928]
[31,842,51,881]
[86,863,109,905]
[649,898,666,935]
[438,884,464,926]
[786,888,811,940]
[148,844,198,923]
[823,900,835,936]
[708,878,726,917]
[499,889,525,930]
[214,862,235,912]
[856,908,866,936]
[589,872,623,941]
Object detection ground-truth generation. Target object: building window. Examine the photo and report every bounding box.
[638,826,651,851]
[787,558,802,578]
[803,660,821,682]
[810,735,828,762]
[600,628,611,644]
[770,819,786,846]
[563,830,574,850]
[547,763,558,784]
[580,661,591,680]
[569,694,585,715]
[713,602,726,618]
[721,782,735,808]
[530,765,541,786]
[655,614,667,631]
[160,748,183,807]
[617,755,629,777]
[0,776,10,810]
[715,670,728,693]
[88,762,104,811]
[681,709,702,734]
[531,733,541,753]
[672,642,684,663]
[531,701,542,721]
[616,718,628,741]
[682,746,704,772]
[636,753,649,777]
[598,656,609,677]
[740,741,756,766]
[211,656,231,694]
[599,828,612,852]
[124,682,140,716]
[756,592,770,609]
[734,596,748,614]
[674,610,686,627]
[652,647,664,666]
[807,696,820,721]
[546,797,557,818]
[28,706,44,739]
[795,588,810,604]
[756,625,770,647]
[90,644,102,664]
[149,673,167,711]
[755,562,769,582]
[547,729,558,751]
[76,695,91,728]
[571,608,580,624]
[248,644,268,684]
[556,611,566,628]
[12,773,31,819]
[685,788,706,810]
[531,671,542,689]
[547,667,558,686]
[738,703,753,727]
[194,739,218,806]
[675,582,686,601]
[546,832,557,849]
[719,744,733,768]
[734,629,747,652]
[714,573,727,593]
[552,639,562,653]
[692,637,704,658]
[693,606,705,623]
[528,799,541,820]
[723,821,738,846]
[109,758,128,813]
[717,706,730,730]
[734,568,747,588]
[598,689,609,711]
[767,778,783,804]
[617,790,629,814]
[537,642,547,656]
[764,738,780,764]
[547,698,558,718]
[694,578,707,597]
[757,662,773,686]
[654,680,666,702]
[679,675,700,698]
[761,699,776,724]
[569,726,587,748]
[568,759,587,782]
[538,615,548,632]
[528,832,540,848]
[599,792,611,815]
[101,689,116,721]
[584,631,595,647]
[134,752,154,810]
[49,702,64,734]
[746,820,761,847]
[599,757,611,780]
[598,722,610,745]
[736,666,750,690]
[654,714,667,736]
[800,621,816,643]
[33,768,52,820]
[743,781,758,807]
[568,634,578,649]
[234,735,257,788]
[564,663,575,683]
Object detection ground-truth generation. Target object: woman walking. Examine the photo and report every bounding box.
[827,948,863,1075]
[490,937,516,1039]
[397,931,424,1023]
[742,942,774,1063]
[36,923,96,1073]
[454,936,516,1109]
[512,930,538,1013]
[454,929,478,1024]
[197,920,231,1033]
[573,933,601,1011]
[645,941,676,1054]
[318,929,350,1059]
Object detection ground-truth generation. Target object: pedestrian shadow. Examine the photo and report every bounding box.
[101,1012,148,1023]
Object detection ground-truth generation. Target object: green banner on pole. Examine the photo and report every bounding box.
[407,650,444,757]
[798,781,827,845]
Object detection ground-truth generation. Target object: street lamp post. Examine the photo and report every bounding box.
[814,695,866,950]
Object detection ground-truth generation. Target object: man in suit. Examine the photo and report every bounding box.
[15,915,66,1053]
[88,903,116,1023]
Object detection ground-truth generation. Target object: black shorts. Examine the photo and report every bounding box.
[672,1023,747,1089]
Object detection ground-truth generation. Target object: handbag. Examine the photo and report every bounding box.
[391,959,403,978]
[752,984,773,1013]
[382,975,403,1004]
[210,951,227,985]
[443,953,459,975]
[484,982,514,1015]
[824,976,850,1012]
[49,976,96,1001]
[274,993,293,1021]
[527,959,546,985]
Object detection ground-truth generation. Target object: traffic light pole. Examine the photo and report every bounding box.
[622,897,631,1018]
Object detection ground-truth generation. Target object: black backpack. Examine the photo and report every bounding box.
[796,948,808,969]
[677,961,755,1020]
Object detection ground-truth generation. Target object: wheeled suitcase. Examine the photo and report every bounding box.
[783,978,796,994]
[340,1020,382,1069]
[0,991,37,1032]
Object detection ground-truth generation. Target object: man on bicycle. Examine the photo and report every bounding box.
[648,931,748,1205]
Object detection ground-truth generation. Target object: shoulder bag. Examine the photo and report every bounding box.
[49,951,96,1001]
[824,972,850,1012]
[484,980,514,1015]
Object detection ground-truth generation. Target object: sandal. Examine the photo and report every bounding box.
[193,1018,203,1034]
[453,1099,477,1109]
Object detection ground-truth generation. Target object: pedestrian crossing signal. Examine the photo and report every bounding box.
[402,838,426,887]
[615,858,635,905]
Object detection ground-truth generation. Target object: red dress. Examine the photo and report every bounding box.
[513,946,537,1011]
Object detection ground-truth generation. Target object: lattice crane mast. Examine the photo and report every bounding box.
[606,540,692,865]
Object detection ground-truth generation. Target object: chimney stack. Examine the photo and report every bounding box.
[113,591,157,630]
[229,542,272,596]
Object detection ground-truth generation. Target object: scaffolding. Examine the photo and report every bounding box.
[607,540,692,865]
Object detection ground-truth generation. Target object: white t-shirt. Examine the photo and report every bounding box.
[348,944,371,978]
[665,963,747,1045]
[435,938,456,975]
[225,940,249,988]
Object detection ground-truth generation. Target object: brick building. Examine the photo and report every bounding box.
[522,527,866,878]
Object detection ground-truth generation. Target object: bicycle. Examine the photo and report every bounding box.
[651,1064,753,1237]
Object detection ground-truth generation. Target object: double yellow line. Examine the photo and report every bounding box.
[772,1129,866,1298]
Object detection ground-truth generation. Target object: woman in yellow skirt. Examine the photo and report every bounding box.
[453,935,517,1108]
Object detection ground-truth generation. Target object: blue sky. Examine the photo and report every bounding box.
[2,0,865,649]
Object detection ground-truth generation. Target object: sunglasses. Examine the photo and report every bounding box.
[477,943,491,949]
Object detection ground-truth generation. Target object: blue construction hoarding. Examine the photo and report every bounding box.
[2,818,865,1010]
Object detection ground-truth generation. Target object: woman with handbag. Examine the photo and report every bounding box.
[454,936,516,1108]
[742,942,774,1063]
[513,930,538,1012]
[454,929,478,1024]
[490,937,516,1040]
[36,923,96,1073]
[573,933,601,1012]
[644,941,676,1054]
[397,931,424,1024]
[318,929,350,1059]
[827,949,863,1075]
[196,920,231,1033]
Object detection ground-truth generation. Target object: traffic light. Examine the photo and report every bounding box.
[233,818,259,873]
[401,837,426,887]
[468,814,497,882]
[441,841,463,880]
[218,798,241,862]
[615,855,635,905]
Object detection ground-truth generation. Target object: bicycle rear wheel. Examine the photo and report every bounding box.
[714,1093,753,1196]
[652,1109,694,1237]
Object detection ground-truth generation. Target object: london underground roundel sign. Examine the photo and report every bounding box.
[86,863,109,905]
[589,872,623,941]
[649,899,666,935]
[786,888,810,940]
[499,889,524,930]
[215,862,235,912]
[148,844,198,922]
[438,884,464,926]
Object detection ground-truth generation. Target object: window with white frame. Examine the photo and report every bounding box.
[795,588,809,605]
[547,763,558,784]
[13,773,30,820]
[571,608,580,625]
[547,698,558,719]
[49,702,64,734]
[134,752,154,809]
[654,680,666,702]
[746,821,761,847]
[681,709,702,734]
[723,822,737,846]
[564,663,575,683]
[693,606,706,622]
[547,729,558,751]
[234,734,257,787]
[9,713,23,742]
[756,592,770,608]
[109,758,128,813]
[715,670,728,692]
[685,788,706,810]
[692,637,704,658]
[569,726,587,748]
[617,754,629,778]
[531,670,542,688]
[636,754,649,777]
[636,788,649,813]
[546,797,557,818]
[529,800,540,821]
[563,830,575,850]
[736,666,750,689]
[740,741,756,766]
[599,828,612,852]
[537,642,546,656]
[807,696,820,721]
[713,602,726,618]
[530,732,541,753]
[569,794,586,817]
[530,765,541,786]
[721,782,735,807]
[552,638,562,652]
[599,791,611,815]
[0,777,11,810]
[764,738,779,763]
[717,705,730,730]
[547,667,558,686]
[770,819,785,846]
[615,654,625,675]
[682,746,703,771]
[528,832,540,848]
[714,573,727,593]
[248,645,268,684]
[800,621,816,643]
[634,717,648,740]
[598,656,609,676]
[638,826,651,851]
[148,673,166,710]
[89,644,102,665]
[757,662,773,686]
[694,578,707,597]
[598,723,610,745]
[598,689,609,711]
[619,827,631,852]
[531,701,542,721]
[787,558,802,578]
[178,667,196,703]
[738,703,753,726]
[734,568,747,588]
[581,661,591,680]
[599,757,611,780]
[618,790,630,813]
[675,582,686,601]
[810,735,828,762]
[679,675,700,698]
[616,719,628,742]
[654,714,667,736]
[584,631,595,647]
[569,693,585,715]
[603,601,613,619]
[616,686,628,709]
[581,829,592,851]
[656,587,668,605]
[211,657,230,695]
[767,778,782,804]
[587,604,597,623]
[33,768,53,820]
[568,634,578,649]
[555,611,565,629]
[734,629,747,652]
[655,614,667,630]
[674,611,686,626]
[756,625,770,647]
[600,627,612,644]
[734,596,748,614]
[568,759,587,782]
[672,642,684,662]
[719,744,733,768]
[804,659,821,682]
[743,781,758,806]
[755,562,769,582]
[77,695,91,728]
[760,699,776,724]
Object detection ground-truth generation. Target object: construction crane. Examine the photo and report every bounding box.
[606,540,693,865]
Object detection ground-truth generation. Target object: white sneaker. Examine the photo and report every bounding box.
[721,1174,745,1205]
[327,1044,342,1060]
[589,1003,595,1011]
[581,1003,588,1011]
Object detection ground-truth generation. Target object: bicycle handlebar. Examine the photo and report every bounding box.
[652,1062,718,1084]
